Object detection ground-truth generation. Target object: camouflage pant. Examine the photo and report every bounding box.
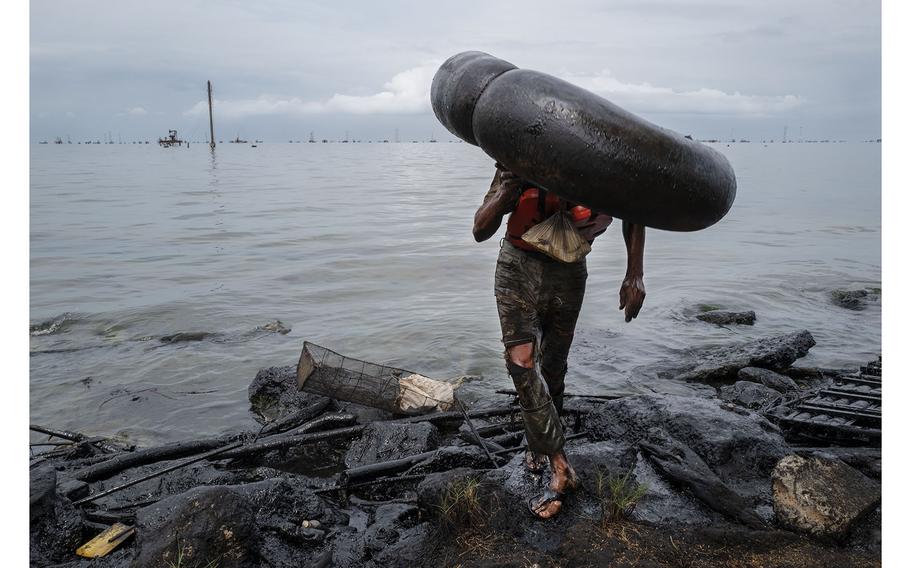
[494,240,587,454]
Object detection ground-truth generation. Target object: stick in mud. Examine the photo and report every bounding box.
[258,398,331,437]
[455,398,503,467]
[75,436,236,482]
[72,440,246,505]
[30,424,125,454]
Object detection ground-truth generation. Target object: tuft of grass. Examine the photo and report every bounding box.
[166,538,220,568]
[595,467,648,525]
[436,477,494,533]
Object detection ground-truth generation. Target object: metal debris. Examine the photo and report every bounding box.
[765,357,881,446]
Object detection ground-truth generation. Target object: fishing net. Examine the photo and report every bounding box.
[296,341,460,415]
[520,210,591,263]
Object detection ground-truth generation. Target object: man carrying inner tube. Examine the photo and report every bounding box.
[473,163,647,519]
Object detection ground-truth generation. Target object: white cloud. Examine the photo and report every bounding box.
[184,62,438,119]
[560,70,804,115]
[127,106,148,116]
[183,61,802,119]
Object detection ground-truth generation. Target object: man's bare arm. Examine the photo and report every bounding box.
[619,220,646,322]
[473,168,522,242]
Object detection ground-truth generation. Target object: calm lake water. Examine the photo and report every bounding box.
[30,142,881,445]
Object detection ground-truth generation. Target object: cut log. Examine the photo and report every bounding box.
[639,431,766,529]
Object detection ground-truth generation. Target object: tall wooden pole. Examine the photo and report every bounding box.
[207,80,216,150]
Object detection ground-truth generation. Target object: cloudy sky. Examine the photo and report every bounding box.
[30,0,880,142]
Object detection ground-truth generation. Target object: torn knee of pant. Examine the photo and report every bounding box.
[506,359,533,377]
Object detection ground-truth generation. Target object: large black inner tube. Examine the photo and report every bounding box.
[431,51,736,232]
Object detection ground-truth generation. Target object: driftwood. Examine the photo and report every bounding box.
[258,398,331,436]
[342,451,439,484]
[218,425,366,460]
[459,433,506,454]
[75,436,235,482]
[455,399,502,466]
[62,404,517,485]
[73,440,245,505]
[30,424,125,454]
[639,433,766,529]
[485,430,524,448]
[314,473,432,495]
[293,412,357,434]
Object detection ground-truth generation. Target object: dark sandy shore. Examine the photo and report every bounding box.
[30,329,881,567]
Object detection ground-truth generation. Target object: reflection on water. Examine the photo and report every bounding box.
[30,143,881,445]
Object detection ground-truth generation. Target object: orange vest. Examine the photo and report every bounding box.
[506,188,600,251]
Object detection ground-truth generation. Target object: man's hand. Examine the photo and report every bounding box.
[495,168,523,204]
[619,274,646,322]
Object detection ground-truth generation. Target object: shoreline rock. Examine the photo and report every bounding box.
[772,455,881,540]
[29,346,881,568]
[696,310,757,326]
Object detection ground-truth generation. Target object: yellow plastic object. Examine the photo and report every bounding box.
[76,522,135,558]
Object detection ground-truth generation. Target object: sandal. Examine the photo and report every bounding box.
[524,450,548,474]
[528,489,568,518]
[527,475,578,519]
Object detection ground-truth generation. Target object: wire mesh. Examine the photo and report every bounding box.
[296,341,455,415]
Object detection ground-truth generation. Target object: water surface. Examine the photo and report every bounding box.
[30,142,881,444]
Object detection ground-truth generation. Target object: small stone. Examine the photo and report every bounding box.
[772,455,880,540]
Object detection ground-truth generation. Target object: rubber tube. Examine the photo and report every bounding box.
[431,51,736,231]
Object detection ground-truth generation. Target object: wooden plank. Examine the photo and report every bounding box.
[76,523,135,558]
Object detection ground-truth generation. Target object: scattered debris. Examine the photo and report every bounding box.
[764,358,881,446]
[76,522,135,558]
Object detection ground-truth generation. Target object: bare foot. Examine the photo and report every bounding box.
[529,451,578,518]
[524,450,548,473]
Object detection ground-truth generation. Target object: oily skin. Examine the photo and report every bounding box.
[474,168,647,517]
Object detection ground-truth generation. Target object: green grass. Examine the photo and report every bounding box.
[436,477,494,532]
[595,467,648,525]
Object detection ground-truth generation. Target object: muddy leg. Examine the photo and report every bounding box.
[505,341,565,457]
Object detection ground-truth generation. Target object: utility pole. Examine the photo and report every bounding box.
[207,80,216,150]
